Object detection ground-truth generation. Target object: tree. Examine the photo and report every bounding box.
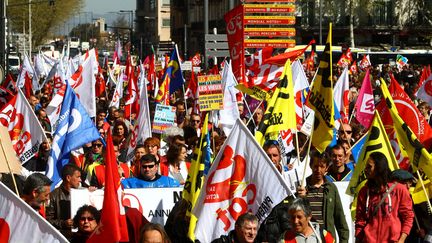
[7,0,84,48]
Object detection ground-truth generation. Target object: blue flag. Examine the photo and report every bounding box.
[351,134,366,163]
[46,83,100,188]
[167,48,185,94]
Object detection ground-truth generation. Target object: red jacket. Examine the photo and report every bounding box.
[355,182,414,242]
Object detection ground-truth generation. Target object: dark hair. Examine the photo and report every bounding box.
[235,212,258,228]
[288,197,312,217]
[310,150,330,166]
[263,140,281,155]
[61,163,81,180]
[113,120,129,138]
[367,152,392,191]
[23,173,52,195]
[140,154,158,164]
[166,143,187,165]
[135,144,146,151]
[331,143,346,155]
[140,223,171,243]
[73,205,101,228]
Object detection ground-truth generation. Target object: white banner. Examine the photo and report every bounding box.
[71,187,183,225]
[333,181,355,243]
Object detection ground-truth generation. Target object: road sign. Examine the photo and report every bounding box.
[244,4,295,13]
[244,28,295,37]
[244,16,296,25]
[244,39,296,48]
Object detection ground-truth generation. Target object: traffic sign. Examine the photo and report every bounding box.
[244,39,296,48]
[244,28,295,37]
[244,4,295,13]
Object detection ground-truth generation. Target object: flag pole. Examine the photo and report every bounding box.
[346,132,367,153]
[301,121,314,188]
[0,139,20,196]
[416,170,432,212]
[175,43,189,113]
[294,129,301,168]
[245,99,264,126]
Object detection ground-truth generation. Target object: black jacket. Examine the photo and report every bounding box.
[256,199,291,242]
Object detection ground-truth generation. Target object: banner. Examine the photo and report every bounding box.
[71,188,182,225]
[152,104,176,134]
[198,74,223,111]
[225,5,246,86]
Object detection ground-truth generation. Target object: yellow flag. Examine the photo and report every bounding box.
[235,83,272,101]
[411,173,432,204]
[347,111,399,218]
[182,113,209,241]
[307,23,334,152]
[380,79,432,181]
[255,59,296,146]
[347,111,399,196]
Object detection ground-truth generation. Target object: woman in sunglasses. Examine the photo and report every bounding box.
[71,205,100,243]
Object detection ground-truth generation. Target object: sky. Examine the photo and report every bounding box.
[84,0,135,15]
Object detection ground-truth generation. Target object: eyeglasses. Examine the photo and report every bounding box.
[80,217,95,222]
[145,145,157,149]
[141,164,156,169]
[92,143,103,148]
[192,120,200,123]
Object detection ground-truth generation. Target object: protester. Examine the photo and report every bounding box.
[326,144,353,182]
[212,212,259,243]
[338,123,354,144]
[280,197,335,243]
[355,152,414,242]
[140,223,171,243]
[297,151,349,243]
[162,143,189,185]
[131,144,146,176]
[24,134,52,172]
[121,154,180,188]
[47,163,82,239]
[21,173,52,216]
[71,205,100,243]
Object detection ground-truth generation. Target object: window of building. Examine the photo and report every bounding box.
[162,0,170,6]
[150,0,156,11]
[162,18,171,27]
[371,0,394,26]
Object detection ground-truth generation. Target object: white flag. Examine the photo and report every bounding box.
[69,49,97,117]
[219,61,240,136]
[0,90,47,164]
[109,73,125,109]
[193,119,291,242]
[333,68,350,124]
[0,182,68,243]
[292,60,310,128]
[417,74,432,106]
[126,72,152,161]
[17,54,39,91]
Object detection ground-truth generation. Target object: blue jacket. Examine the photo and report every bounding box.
[121,174,180,188]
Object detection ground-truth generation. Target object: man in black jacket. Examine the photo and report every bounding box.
[212,212,258,243]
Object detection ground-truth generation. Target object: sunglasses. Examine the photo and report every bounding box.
[142,164,156,169]
[264,140,279,146]
[339,130,352,134]
[192,120,200,123]
[80,217,95,221]
[92,143,103,148]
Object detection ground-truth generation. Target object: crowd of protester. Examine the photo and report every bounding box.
[1,57,432,243]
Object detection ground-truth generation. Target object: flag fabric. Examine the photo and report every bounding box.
[0,86,15,110]
[396,54,408,71]
[109,74,124,109]
[113,39,123,65]
[248,63,284,92]
[185,69,198,100]
[0,181,69,243]
[224,5,246,86]
[417,73,432,107]
[17,54,39,92]
[1,74,18,94]
[191,53,201,67]
[0,90,47,164]
[69,49,98,117]
[219,61,240,136]
[347,111,399,196]
[126,75,152,161]
[305,50,315,71]
[333,68,350,123]
[292,60,310,128]
[377,74,432,149]
[358,55,371,71]
[351,134,366,163]
[337,48,353,68]
[183,113,210,241]
[87,131,129,243]
[155,48,185,102]
[255,59,296,145]
[349,61,358,75]
[95,66,106,97]
[193,119,292,242]
[46,83,100,188]
[307,24,334,152]
[263,40,315,66]
[380,80,432,181]
[245,47,273,74]
[354,69,375,128]
[411,175,432,205]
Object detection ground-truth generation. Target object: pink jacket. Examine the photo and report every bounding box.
[355,182,414,242]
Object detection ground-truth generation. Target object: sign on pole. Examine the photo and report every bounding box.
[152,104,176,134]
[198,74,223,111]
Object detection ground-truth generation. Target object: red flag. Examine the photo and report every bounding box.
[358,54,371,71]
[87,131,129,243]
[377,74,432,149]
[349,61,358,75]
[336,48,353,68]
[263,39,315,66]
[305,50,315,71]
[95,67,106,97]
[1,74,18,94]
[191,53,201,67]
[185,70,198,100]
[125,70,140,119]
[23,72,33,98]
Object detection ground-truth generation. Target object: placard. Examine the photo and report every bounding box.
[152,104,176,134]
[198,74,223,111]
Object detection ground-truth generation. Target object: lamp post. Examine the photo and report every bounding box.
[119,10,133,44]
